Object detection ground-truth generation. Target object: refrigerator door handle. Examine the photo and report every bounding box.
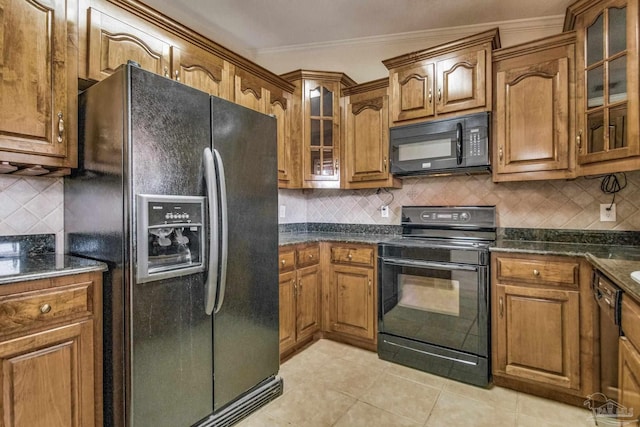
[203,147,219,315]
[213,148,228,314]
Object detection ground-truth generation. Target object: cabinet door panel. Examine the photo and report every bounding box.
[437,49,486,114]
[87,8,170,82]
[0,321,94,427]
[390,63,434,122]
[496,58,570,174]
[330,266,374,340]
[234,72,267,113]
[346,95,389,182]
[171,46,230,98]
[271,92,292,184]
[619,337,640,416]
[296,264,320,341]
[495,284,580,390]
[0,0,68,158]
[278,271,296,354]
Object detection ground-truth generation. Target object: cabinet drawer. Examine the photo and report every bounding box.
[0,283,93,336]
[296,245,320,268]
[279,249,296,273]
[495,256,578,288]
[331,246,374,267]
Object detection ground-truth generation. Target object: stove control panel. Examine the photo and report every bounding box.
[403,206,496,228]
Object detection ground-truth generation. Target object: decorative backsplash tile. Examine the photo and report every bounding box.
[0,176,63,250]
[280,170,640,231]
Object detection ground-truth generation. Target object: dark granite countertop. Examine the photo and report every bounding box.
[279,232,396,246]
[0,254,107,285]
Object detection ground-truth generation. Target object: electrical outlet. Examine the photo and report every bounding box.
[600,203,616,222]
[279,205,286,218]
[381,205,389,218]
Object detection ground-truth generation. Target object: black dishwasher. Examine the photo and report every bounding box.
[592,269,622,401]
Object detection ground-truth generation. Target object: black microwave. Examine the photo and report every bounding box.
[390,112,490,177]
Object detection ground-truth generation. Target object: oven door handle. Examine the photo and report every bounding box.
[381,258,479,272]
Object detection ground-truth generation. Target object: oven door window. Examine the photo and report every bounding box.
[380,261,488,357]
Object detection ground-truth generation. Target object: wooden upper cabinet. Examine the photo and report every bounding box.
[390,63,435,122]
[493,32,576,182]
[170,45,231,99]
[0,0,75,170]
[436,47,487,114]
[343,79,401,189]
[233,68,268,112]
[566,0,640,174]
[270,89,295,187]
[281,70,356,189]
[86,7,171,81]
[384,28,500,126]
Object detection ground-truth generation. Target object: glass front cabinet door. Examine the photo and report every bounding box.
[571,0,640,169]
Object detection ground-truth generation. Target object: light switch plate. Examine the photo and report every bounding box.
[279,205,286,218]
[600,203,616,222]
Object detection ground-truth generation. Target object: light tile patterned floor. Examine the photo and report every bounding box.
[237,339,597,427]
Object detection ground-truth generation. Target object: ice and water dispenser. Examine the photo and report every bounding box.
[136,194,206,282]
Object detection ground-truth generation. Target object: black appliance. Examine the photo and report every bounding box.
[389,112,490,177]
[592,269,622,401]
[378,206,496,387]
[65,63,281,427]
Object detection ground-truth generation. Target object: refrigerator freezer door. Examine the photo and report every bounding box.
[129,67,213,427]
[210,98,279,412]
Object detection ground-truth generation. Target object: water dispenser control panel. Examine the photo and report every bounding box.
[136,194,206,283]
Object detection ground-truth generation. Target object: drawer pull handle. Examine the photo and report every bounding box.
[57,112,64,143]
[533,269,540,276]
[348,253,353,260]
[40,303,52,314]
[308,254,313,259]
[281,259,286,266]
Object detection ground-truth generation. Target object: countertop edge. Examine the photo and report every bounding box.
[0,255,108,286]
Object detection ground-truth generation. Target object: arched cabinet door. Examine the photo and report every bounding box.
[0,0,72,165]
[436,47,487,114]
[170,46,231,100]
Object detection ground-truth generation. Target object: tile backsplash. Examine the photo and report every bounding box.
[279,170,640,231]
[0,176,63,250]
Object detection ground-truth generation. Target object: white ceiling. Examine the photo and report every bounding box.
[141,0,573,55]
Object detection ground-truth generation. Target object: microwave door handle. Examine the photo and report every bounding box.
[456,122,463,165]
[203,147,219,316]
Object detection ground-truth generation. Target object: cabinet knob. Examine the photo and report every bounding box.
[40,303,52,314]
[281,259,286,266]
[428,88,432,104]
[348,253,353,260]
[174,70,180,81]
[164,66,169,77]
[57,112,64,143]
[499,297,504,318]
[308,254,313,259]
[533,269,540,276]
[368,279,372,295]
[438,88,442,103]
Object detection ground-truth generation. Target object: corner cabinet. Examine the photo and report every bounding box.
[0,0,77,175]
[324,243,377,350]
[278,244,321,358]
[282,70,356,189]
[565,0,640,174]
[491,252,597,406]
[492,32,577,182]
[342,79,401,189]
[0,271,103,427]
[383,28,500,126]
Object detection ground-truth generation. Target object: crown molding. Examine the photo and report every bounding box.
[255,15,565,56]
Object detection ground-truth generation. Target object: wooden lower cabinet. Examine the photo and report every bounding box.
[324,243,377,350]
[0,271,103,427]
[619,337,640,419]
[491,253,596,405]
[278,244,321,358]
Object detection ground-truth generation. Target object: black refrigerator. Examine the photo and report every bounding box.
[65,63,281,427]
